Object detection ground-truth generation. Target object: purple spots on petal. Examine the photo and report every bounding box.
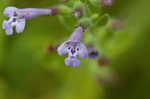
[3,7,18,17]
[14,12,17,16]
[68,47,71,50]
[71,49,76,55]
[12,18,16,22]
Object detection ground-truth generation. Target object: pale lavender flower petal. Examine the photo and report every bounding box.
[2,20,8,29]
[5,24,13,35]
[78,43,88,58]
[101,0,112,6]
[65,57,72,66]
[2,20,13,35]
[69,26,83,42]
[57,42,68,56]
[65,56,81,67]
[16,19,25,33]
[3,7,17,17]
[72,58,81,68]
[17,8,51,19]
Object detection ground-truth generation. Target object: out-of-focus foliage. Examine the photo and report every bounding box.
[0,0,150,99]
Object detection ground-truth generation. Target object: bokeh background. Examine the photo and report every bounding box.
[0,0,150,99]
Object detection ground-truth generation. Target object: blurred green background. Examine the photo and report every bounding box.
[0,0,150,99]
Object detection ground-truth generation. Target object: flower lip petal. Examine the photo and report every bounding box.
[5,27,13,35]
[16,18,26,33]
[65,57,72,66]
[72,58,80,67]
[78,43,88,58]
[57,41,68,56]
[65,56,81,67]
[2,20,8,29]
[2,21,13,35]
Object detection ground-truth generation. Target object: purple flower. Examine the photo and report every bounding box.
[2,7,53,35]
[86,44,99,59]
[100,0,112,6]
[57,26,88,67]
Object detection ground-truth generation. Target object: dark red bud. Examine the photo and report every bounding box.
[50,8,59,16]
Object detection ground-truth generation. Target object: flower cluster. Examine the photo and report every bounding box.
[2,0,112,67]
[100,0,112,6]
